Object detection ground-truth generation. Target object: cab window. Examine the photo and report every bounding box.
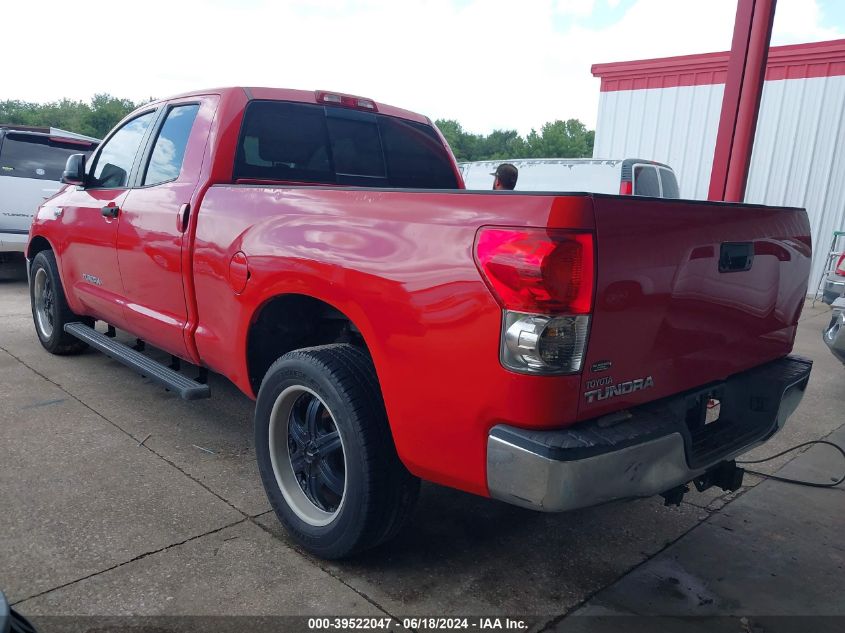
[143,104,200,186]
[89,111,156,188]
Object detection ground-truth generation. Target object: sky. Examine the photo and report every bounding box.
[2,0,843,135]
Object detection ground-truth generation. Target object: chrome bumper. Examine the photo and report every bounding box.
[823,276,845,303]
[487,355,812,512]
[823,298,845,364]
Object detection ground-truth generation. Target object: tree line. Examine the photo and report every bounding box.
[0,95,146,139]
[435,118,595,162]
[0,94,596,161]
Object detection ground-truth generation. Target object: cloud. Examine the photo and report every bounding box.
[555,0,596,17]
[1,0,841,135]
[772,0,843,44]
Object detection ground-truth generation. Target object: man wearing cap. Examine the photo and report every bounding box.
[492,163,518,190]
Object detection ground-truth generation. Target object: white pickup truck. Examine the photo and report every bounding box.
[0,126,99,268]
[459,157,680,197]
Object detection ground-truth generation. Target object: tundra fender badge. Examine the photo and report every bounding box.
[82,273,102,286]
[584,376,654,403]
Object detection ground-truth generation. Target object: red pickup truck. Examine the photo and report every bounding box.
[27,87,813,559]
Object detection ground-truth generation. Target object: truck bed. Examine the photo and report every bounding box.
[193,186,811,494]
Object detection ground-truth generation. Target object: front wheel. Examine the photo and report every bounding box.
[29,250,89,355]
[255,344,419,559]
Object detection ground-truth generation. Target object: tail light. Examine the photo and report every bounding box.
[835,254,845,276]
[619,180,633,195]
[474,228,594,314]
[474,227,595,375]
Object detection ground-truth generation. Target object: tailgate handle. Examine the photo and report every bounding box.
[719,242,754,273]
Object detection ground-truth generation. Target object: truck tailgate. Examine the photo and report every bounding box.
[579,195,811,420]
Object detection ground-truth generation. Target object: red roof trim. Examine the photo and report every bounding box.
[592,38,845,91]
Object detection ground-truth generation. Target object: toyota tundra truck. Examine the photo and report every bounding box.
[27,87,813,559]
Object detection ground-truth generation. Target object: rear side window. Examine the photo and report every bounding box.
[326,115,385,178]
[659,168,680,198]
[0,134,97,181]
[143,104,200,186]
[90,111,156,189]
[380,116,459,188]
[633,165,660,197]
[234,100,458,189]
[236,101,333,183]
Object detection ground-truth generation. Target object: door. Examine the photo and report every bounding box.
[58,111,157,326]
[116,98,215,358]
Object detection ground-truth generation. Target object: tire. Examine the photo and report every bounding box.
[255,344,419,559]
[29,250,89,355]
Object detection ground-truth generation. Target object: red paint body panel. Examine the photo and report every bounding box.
[28,87,812,499]
[193,187,594,494]
[53,188,130,327]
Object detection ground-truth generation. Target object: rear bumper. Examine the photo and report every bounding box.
[824,275,845,289]
[487,355,812,512]
[823,298,845,364]
[823,275,845,303]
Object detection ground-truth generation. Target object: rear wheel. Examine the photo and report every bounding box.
[29,250,89,355]
[255,344,419,559]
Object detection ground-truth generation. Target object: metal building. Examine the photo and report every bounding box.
[592,38,845,289]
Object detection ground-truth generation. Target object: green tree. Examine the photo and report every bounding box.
[436,118,594,162]
[0,94,146,139]
[526,119,594,158]
[479,129,528,160]
[83,94,139,137]
[435,118,480,162]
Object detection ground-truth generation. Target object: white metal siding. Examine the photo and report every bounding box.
[593,84,724,200]
[746,75,845,290]
[594,75,845,289]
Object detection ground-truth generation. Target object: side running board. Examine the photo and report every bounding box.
[64,322,211,400]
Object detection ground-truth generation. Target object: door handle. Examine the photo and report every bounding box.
[101,204,120,218]
[177,203,191,233]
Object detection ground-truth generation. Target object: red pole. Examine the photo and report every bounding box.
[708,0,777,202]
[725,0,776,201]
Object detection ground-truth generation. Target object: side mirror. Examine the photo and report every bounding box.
[61,154,86,186]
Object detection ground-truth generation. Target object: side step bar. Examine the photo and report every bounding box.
[64,322,211,400]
